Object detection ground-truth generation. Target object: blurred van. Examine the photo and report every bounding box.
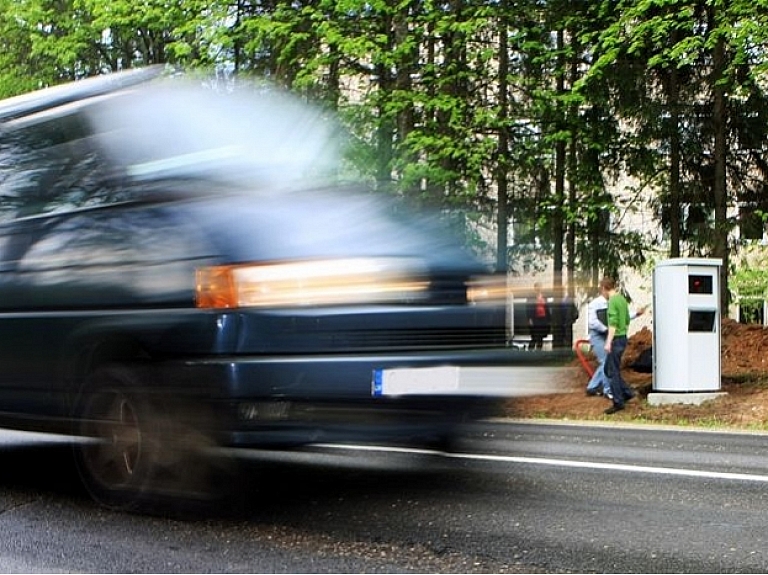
[0,68,553,508]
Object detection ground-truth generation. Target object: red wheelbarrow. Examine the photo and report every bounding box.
[573,339,595,378]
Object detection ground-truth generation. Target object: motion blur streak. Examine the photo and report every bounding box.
[90,74,342,190]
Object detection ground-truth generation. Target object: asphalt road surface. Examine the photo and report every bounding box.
[1,422,768,573]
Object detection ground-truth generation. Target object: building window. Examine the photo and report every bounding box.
[739,206,764,241]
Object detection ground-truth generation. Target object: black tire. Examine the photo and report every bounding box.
[73,364,223,510]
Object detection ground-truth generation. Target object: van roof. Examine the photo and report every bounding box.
[0,66,164,123]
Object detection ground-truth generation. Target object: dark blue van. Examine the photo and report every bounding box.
[0,68,558,508]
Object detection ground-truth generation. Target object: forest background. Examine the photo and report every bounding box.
[2,0,768,321]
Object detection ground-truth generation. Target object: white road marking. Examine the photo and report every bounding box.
[316,443,768,483]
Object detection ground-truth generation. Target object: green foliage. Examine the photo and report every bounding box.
[0,0,767,294]
[732,249,768,301]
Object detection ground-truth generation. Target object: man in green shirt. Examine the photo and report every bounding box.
[602,276,637,414]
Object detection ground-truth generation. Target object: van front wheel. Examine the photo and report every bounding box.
[74,393,156,509]
[73,364,226,510]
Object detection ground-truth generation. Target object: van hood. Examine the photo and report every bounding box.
[182,188,489,275]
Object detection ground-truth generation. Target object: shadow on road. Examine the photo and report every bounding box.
[0,436,86,500]
[0,432,481,521]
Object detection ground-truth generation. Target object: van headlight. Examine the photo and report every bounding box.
[195,258,430,309]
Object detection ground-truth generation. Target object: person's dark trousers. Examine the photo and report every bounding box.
[529,324,546,350]
[605,335,629,407]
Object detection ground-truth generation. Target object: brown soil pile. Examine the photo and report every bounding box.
[721,319,768,376]
[507,319,768,428]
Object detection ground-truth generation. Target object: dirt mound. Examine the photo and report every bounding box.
[622,326,653,370]
[721,318,768,376]
[576,318,768,380]
[507,319,768,427]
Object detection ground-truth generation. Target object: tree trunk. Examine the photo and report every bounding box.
[567,37,579,301]
[668,29,681,258]
[375,13,395,191]
[496,4,509,272]
[552,29,566,348]
[712,24,729,311]
[394,7,416,194]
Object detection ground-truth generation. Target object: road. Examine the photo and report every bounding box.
[1,422,768,573]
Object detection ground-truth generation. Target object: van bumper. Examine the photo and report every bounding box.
[163,347,572,448]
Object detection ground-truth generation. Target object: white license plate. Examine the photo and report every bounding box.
[372,366,575,397]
